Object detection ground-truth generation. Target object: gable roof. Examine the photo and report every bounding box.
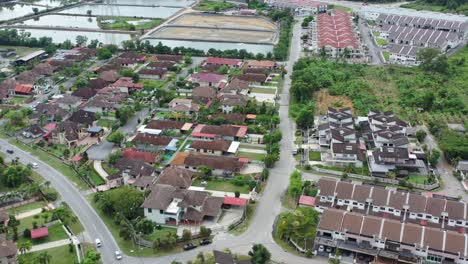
[122,148,158,164]
[68,110,96,126]
[206,57,242,66]
[132,133,172,146]
[146,120,185,130]
[114,157,155,177]
[190,139,232,152]
[155,167,194,189]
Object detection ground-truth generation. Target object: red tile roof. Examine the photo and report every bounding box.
[299,195,316,206]
[224,197,248,206]
[317,10,358,49]
[190,73,226,84]
[112,77,144,90]
[247,60,275,68]
[14,84,33,94]
[31,227,48,239]
[122,148,158,163]
[206,57,242,67]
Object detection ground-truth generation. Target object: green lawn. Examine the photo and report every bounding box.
[315,164,371,176]
[96,118,118,128]
[143,227,177,241]
[251,87,277,94]
[308,151,321,161]
[87,194,183,256]
[407,174,428,184]
[237,151,266,161]
[10,96,31,104]
[18,244,77,264]
[239,144,266,151]
[10,140,88,190]
[0,45,40,56]
[192,178,251,194]
[329,4,352,12]
[194,0,236,11]
[140,79,167,89]
[376,38,388,46]
[98,17,163,30]
[400,1,468,15]
[84,165,106,186]
[18,222,68,245]
[7,201,46,215]
[372,31,380,37]
[383,51,390,61]
[0,182,15,193]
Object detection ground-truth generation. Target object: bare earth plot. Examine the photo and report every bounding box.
[170,14,277,31]
[151,26,276,44]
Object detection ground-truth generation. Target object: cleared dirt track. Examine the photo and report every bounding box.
[170,13,277,31]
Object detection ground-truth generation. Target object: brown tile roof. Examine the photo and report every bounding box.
[407,193,427,213]
[318,208,345,231]
[146,120,184,130]
[210,113,246,124]
[132,176,155,188]
[147,61,175,69]
[335,181,354,200]
[32,63,55,75]
[142,184,183,210]
[401,223,422,245]
[424,227,444,251]
[199,124,242,137]
[155,167,194,189]
[190,139,232,152]
[351,184,371,203]
[234,73,267,83]
[342,212,363,234]
[445,230,465,255]
[0,79,15,100]
[371,187,389,206]
[193,86,217,99]
[381,219,402,242]
[361,216,382,238]
[114,157,155,177]
[68,110,96,126]
[425,197,446,217]
[388,191,407,210]
[52,120,83,141]
[132,133,172,146]
[72,87,97,99]
[444,200,465,220]
[182,153,243,172]
[99,70,119,82]
[0,234,16,258]
[317,178,337,197]
[154,54,183,62]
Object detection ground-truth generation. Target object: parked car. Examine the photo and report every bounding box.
[6,150,13,154]
[114,250,122,260]
[31,163,39,169]
[199,239,212,246]
[95,238,102,248]
[325,247,332,253]
[183,243,197,251]
[318,245,324,252]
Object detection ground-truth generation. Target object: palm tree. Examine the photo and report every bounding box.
[18,240,32,254]
[37,251,52,264]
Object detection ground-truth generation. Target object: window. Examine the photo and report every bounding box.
[148,208,152,213]
[160,210,163,214]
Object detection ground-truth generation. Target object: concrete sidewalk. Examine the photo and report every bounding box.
[238,148,266,154]
[26,239,71,253]
[93,160,108,179]
[16,208,43,220]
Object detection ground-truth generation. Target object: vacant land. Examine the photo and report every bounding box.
[171,14,277,31]
[192,178,251,193]
[19,245,77,264]
[314,90,353,115]
[0,45,40,56]
[98,17,163,30]
[401,1,468,15]
[152,26,276,44]
[193,0,236,11]
[251,87,276,94]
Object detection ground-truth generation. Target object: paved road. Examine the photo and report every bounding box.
[357,19,383,65]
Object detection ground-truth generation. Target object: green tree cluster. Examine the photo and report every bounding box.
[276,207,320,251]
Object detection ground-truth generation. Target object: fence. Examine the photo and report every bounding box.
[310,167,440,191]
[0,197,39,210]
[134,228,213,249]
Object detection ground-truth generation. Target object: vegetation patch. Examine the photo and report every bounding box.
[376,38,387,46]
[401,0,468,15]
[192,177,252,194]
[229,203,257,235]
[237,151,266,161]
[251,87,277,94]
[382,51,390,61]
[309,151,321,161]
[98,17,163,30]
[193,0,236,11]
[314,89,353,115]
[18,244,78,264]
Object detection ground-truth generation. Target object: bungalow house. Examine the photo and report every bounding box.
[72,88,97,100]
[142,184,224,225]
[191,124,248,141]
[0,79,16,102]
[189,73,227,87]
[0,234,17,264]
[204,57,243,68]
[154,54,183,63]
[30,103,69,123]
[21,124,45,139]
[123,147,158,164]
[56,94,82,110]
[234,74,267,85]
[112,77,144,93]
[189,139,240,155]
[142,120,192,135]
[209,113,246,124]
[50,121,87,148]
[171,152,244,176]
[131,133,173,152]
[192,86,217,104]
[48,59,74,68]
[31,63,55,76]
[138,68,168,80]
[243,67,269,75]
[112,58,137,68]
[168,98,199,115]
[94,65,122,74]
[113,157,155,186]
[155,167,194,189]
[88,78,110,91]
[119,51,146,62]
[456,161,468,178]
[99,70,119,83]
[147,61,176,70]
[247,60,276,70]
[219,94,247,114]
[202,64,222,73]
[68,110,96,127]
[82,95,119,113]
[15,71,37,86]
[14,84,33,96]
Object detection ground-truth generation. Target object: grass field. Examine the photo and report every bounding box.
[309,151,321,161]
[98,17,163,30]
[96,118,118,128]
[251,87,276,94]
[143,227,177,241]
[193,0,236,11]
[7,201,46,215]
[401,1,468,15]
[10,140,88,190]
[19,244,77,264]
[382,51,390,61]
[407,174,428,184]
[10,96,31,104]
[0,45,40,57]
[192,178,251,194]
[139,79,167,89]
[376,38,387,46]
[237,151,266,161]
[18,221,68,245]
[329,4,352,12]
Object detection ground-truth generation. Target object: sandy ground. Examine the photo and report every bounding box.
[151,26,276,44]
[170,13,277,31]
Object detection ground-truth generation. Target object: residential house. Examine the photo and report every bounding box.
[94,65,122,74]
[112,58,137,68]
[50,121,87,148]
[247,60,276,70]
[191,124,248,141]
[220,78,250,95]
[0,79,15,102]
[189,139,240,155]
[123,148,158,164]
[234,74,267,85]
[189,73,227,87]
[202,63,222,73]
[30,103,69,123]
[147,61,176,70]
[15,71,37,85]
[219,94,247,114]
[171,152,244,176]
[142,120,192,135]
[82,95,119,113]
[330,143,364,167]
[155,167,194,189]
[389,44,421,66]
[14,84,33,96]
[142,184,224,225]
[456,161,468,178]
[154,54,183,63]
[138,69,168,80]
[119,51,146,62]
[72,88,97,100]
[209,113,246,124]
[112,77,144,93]
[192,86,217,104]
[21,124,45,139]
[243,67,269,75]
[205,57,243,68]
[114,157,155,186]
[99,70,119,83]
[131,133,173,152]
[48,59,74,68]
[68,110,96,127]
[31,63,55,76]
[168,98,199,115]
[56,94,82,110]
[0,234,17,264]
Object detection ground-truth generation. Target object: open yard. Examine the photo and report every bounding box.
[251,87,276,94]
[9,96,31,104]
[139,79,167,89]
[98,17,163,30]
[401,1,468,15]
[193,0,236,11]
[143,227,177,241]
[7,201,46,215]
[0,45,40,57]
[19,244,77,264]
[237,151,265,161]
[171,13,277,31]
[96,118,118,128]
[309,151,321,161]
[407,174,428,184]
[314,89,354,115]
[376,38,388,46]
[18,221,68,245]
[192,178,251,194]
[382,51,390,61]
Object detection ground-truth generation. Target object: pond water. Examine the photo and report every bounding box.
[144,39,274,54]
[59,4,181,18]
[13,28,133,47]
[111,0,194,7]
[16,15,100,29]
[0,3,46,21]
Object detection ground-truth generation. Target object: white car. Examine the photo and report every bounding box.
[318,245,324,252]
[31,163,39,169]
[95,238,102,248]
[115,250,122,260]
